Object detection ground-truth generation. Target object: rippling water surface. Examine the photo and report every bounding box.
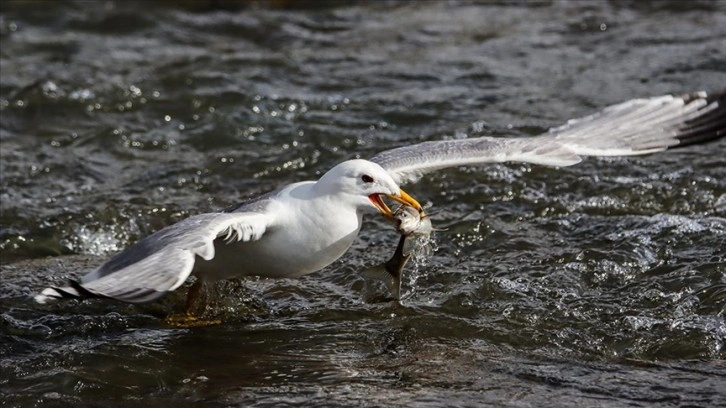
[1,1,725,406]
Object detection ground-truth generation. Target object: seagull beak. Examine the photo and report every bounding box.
[386,188,424,214]
[369,194,394,219]
[369,189,423,219]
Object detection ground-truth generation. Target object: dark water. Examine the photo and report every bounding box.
[2,1,725,406]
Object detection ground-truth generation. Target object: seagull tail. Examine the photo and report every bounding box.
[33,280,99,304]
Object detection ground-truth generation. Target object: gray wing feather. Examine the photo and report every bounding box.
[371,91,724,184]
[78,248,196,302]
[547,91,723,155]
[36,210,272,304]
[370,137,582,184]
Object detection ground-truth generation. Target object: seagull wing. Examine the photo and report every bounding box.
[370,91,725,184]
[36,210,273,304]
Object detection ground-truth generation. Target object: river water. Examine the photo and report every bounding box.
[1,1,725,406]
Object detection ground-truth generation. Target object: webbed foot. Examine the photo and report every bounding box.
[164,313,221,328]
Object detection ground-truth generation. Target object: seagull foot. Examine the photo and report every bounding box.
[164,313,222,328]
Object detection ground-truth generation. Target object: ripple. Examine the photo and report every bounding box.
[2,0,726,406]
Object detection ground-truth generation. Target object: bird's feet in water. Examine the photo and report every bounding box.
[162,279,268,326]
[164,313,222,328]
[163,280,221,327]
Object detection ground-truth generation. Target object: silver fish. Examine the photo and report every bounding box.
[362,205,433,300]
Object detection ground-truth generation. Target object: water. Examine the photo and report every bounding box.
[1,1,725,406]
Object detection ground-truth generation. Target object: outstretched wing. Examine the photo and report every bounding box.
[35,210,272,304]
[371,91,725,184]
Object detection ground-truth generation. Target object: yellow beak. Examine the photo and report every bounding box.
[369,188,424,219]
[386,189,423,213]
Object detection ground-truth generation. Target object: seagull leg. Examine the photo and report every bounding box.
[185,280,205,314]
[164,281,222,327]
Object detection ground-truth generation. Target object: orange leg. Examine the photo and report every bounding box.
[164,281,221,327]
[185,280,205,315]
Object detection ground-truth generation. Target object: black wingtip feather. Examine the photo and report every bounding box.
[68,279,109,300]
[674,90,726,148]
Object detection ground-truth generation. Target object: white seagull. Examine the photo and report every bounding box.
[35,91,725,308]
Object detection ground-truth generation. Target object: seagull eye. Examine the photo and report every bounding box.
[361,174,374,183]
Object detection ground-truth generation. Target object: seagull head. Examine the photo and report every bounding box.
[316,159,422,218]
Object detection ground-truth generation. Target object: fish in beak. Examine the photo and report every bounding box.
[369,188,423,219]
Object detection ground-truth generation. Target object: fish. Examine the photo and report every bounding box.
[361,205,434,300]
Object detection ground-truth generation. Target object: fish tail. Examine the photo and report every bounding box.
[361,265,401,300]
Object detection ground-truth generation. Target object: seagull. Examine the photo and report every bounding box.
[35,91,725,308]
